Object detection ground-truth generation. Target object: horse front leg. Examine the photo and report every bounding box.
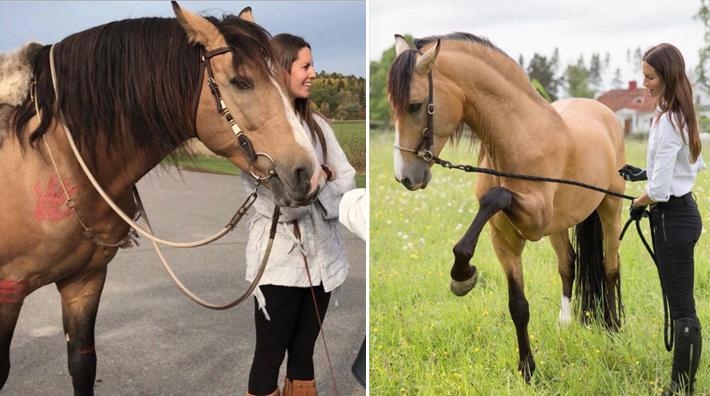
[56,267,107,396]
[490,218,534,382]
[450,186,513,296]
[0,279,29,389]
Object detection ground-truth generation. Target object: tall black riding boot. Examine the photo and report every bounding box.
[662,317,702,395]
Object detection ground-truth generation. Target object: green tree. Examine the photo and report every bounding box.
[369,34,414,126]
[696,0,710,89]
[564,55,595,98]
[525,50,562,101]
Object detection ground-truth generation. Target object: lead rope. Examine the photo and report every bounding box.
[620,214,673,351]
[293,222,339,396]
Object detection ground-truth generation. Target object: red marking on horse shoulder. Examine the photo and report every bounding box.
[33,176,79,221]
[0,280,28,303]
[77,345,96,355]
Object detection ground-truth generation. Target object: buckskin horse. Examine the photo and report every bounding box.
[0,3,325,394]
[388,33,625,381]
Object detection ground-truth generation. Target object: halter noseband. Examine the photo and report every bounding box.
[393,68,436,162]
[201,46,275,181]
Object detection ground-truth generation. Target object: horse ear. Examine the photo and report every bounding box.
[394,34,411,56]
[415,39,441,74]
[172,1,222,47]
[238,7,255,22]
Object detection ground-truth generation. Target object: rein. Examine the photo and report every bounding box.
[44,43,276,309]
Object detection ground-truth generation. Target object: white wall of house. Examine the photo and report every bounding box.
[615,108,653,135]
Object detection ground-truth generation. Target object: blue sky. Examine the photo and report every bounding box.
[0,1,365,77]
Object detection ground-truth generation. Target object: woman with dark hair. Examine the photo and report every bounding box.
[242,33,356,396]
[620,43,704,395]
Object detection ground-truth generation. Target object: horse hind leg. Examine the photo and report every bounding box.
[450,186,513,296]
[56,267,107,396]
[549,232,575,327]
[0,280,28,389]
[597,197,623,330]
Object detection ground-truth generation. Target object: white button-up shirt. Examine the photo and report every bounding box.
[646,110,704,202]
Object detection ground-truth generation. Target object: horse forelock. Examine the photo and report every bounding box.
[387,49,418,119]
[208,15,274,79]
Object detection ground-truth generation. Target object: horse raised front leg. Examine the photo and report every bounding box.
[57,268,107,396]
[0,280,28,389]
[450,186,513,296]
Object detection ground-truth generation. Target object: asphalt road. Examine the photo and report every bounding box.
[3,168,366,395]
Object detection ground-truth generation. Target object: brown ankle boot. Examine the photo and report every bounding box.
[282,378,317,396]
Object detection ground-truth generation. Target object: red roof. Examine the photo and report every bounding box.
[596,81,655,113]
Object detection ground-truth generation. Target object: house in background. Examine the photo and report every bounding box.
[596,81,655,135]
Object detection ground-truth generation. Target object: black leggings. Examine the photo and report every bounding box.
[247,284,330,395]
[650,193,702,321]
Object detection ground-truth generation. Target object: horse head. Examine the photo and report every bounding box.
[388,35,464,191]
[173,3,323,207]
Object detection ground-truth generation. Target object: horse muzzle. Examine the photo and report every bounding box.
[395,168,431,191]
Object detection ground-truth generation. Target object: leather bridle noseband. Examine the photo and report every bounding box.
[200,46,275,181]
[393,68,436,162]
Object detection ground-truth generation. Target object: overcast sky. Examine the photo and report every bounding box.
[371,0,704,86]
[0,1,365,77]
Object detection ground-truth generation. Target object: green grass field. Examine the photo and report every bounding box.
[370,131,710,395]
[168,120,365,188]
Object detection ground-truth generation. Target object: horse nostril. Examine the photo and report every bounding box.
[400,176,412,189]
[295,166,310,188]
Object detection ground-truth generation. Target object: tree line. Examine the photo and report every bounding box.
[310,71,365,120]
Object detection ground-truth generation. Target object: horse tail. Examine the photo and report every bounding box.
[573,210,607,323]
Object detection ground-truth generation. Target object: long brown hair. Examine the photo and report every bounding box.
[271,33,327,161]
[643,43,701,162]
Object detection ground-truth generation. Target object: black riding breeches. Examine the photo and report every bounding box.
[650,193,702,321]
[247,284,330,395]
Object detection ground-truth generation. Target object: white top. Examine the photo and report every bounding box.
[243,115,356,318]
[338,188,368,241]
[645,111,704,202]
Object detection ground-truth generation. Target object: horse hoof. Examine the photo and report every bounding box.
[450,267,478,296]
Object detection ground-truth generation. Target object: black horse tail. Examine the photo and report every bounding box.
[573,210,622,325]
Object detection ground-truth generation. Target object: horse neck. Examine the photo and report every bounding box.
[55,127,179,199]
[440,47,567,171]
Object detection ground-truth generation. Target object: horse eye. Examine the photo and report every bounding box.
[230,77,251,90]
[408,103,422,113]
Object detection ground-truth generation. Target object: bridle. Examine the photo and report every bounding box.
[393,67,436,162]
[200,46,275,181]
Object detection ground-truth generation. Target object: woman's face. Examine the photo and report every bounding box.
[642,61,665,99]
[288,46,316,99]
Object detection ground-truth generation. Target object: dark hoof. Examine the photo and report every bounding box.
[450,266,478,296]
